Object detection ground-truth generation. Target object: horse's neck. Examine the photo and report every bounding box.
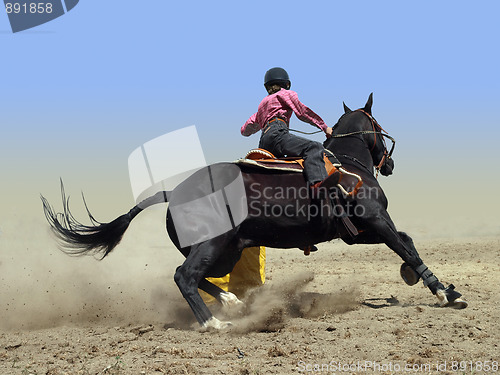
[330,128,374,170]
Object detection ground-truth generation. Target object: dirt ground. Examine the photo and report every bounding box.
[1,211,499,374]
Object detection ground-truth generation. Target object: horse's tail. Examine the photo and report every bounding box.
[41,185,170,259]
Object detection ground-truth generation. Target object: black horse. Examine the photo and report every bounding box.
[42,94,467,329]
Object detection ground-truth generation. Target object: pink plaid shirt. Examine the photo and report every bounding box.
[241,89,328,136]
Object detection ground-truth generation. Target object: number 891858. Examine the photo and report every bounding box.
[5,2,53,14]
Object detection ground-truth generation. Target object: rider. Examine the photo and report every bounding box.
[241,67,340,193]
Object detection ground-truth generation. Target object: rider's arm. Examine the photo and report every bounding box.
[241,113,261,136]
[284,90,328,132]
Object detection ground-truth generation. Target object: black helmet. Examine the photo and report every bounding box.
[264,67,291,90]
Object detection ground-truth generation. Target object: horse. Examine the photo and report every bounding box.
[41,93,467,330]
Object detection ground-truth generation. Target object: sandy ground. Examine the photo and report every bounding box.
[1,209,499,374]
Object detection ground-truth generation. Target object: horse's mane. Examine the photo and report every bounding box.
[331,111,352,132]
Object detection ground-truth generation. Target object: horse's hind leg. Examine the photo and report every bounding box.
[174,235,239,329]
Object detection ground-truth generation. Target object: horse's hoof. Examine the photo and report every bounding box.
[400,262,420,286]
[436,284,468,309]
[201,316,233,330]
[219,291,244,309]
[448,298,468,309]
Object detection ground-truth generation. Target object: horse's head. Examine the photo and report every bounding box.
[324,93,395,177]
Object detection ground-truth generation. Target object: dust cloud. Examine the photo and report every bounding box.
[225,272,360,333]
[0,207,187,331]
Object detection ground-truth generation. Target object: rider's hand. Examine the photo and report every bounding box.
[325,127,333,138]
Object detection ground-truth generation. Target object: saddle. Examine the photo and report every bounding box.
[237,148,362,243]
[238,149,363,197]
[240,148,341,175]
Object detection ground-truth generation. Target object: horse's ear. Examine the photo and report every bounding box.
[343,102,352,113]
[363,93,373,114]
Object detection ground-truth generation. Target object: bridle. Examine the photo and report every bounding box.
[353,109,396,177]
[329,109,396,178]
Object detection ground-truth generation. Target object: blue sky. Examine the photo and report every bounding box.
[1,1,499,227]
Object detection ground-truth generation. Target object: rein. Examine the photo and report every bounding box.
[288,128,323,135]
[289,126,395,154]
[289,109,396,178]
[289,111,395,157]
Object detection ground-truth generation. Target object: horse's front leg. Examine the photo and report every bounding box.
[360,208,467,308]
[397,231,467,308]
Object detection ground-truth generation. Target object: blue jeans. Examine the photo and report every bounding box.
[258,120,328,185]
